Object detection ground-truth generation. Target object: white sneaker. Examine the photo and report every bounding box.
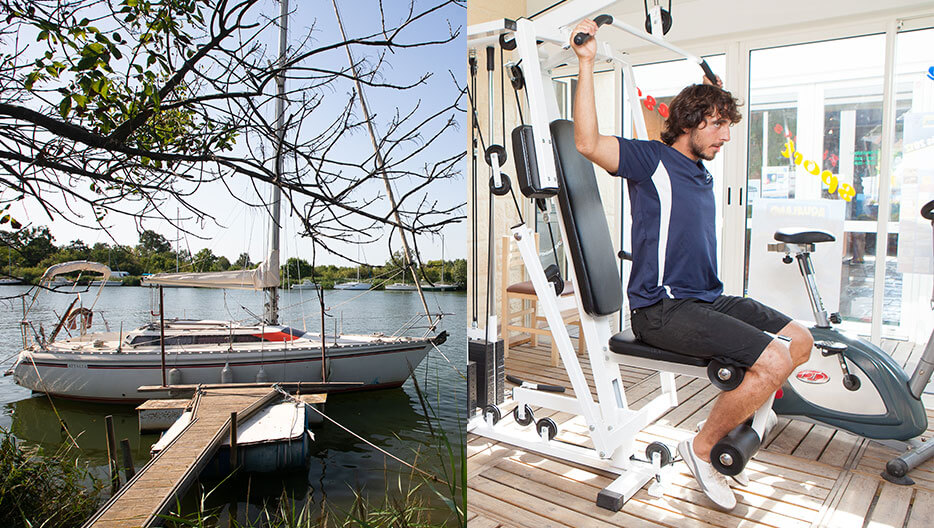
[678,437,737,510]
[696,419,749,486]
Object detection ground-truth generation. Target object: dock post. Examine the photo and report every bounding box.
[104,415,119,492]
[229,411,238,472]
[120,438,136,480]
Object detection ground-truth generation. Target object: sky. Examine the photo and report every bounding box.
[11,0,467,268]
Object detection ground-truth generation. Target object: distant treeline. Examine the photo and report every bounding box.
[0,227,466,289]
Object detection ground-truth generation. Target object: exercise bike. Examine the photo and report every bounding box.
[766,200,934,484]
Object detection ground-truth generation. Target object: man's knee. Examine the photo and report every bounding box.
[781,321,813,367]
[750,340,793,388]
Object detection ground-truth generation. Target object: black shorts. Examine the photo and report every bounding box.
[630,296,792,368]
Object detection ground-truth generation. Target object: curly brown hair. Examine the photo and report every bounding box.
[660,84,742,146]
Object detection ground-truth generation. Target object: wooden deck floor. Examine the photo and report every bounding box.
[468,338,934,528]
[85,387,278,528]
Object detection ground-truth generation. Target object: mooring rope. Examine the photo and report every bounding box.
[273,385,446,485]
[25,355,81,450]
[429,340,465,381]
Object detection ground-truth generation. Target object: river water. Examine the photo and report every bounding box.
[0,284,465,524]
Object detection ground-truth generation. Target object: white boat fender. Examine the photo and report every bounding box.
[221,362,233,384]
[168,368,182,385]
[256,365,268,383]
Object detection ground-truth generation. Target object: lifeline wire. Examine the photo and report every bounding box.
[273,386,445,485]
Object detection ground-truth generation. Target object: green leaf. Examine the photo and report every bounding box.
[0,215,8,224]
[23,72,37,90]
[37,30,48,41]
[75,55,96,70]
[59,96,71,118]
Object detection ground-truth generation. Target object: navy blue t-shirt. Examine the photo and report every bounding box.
[614,137,722,309]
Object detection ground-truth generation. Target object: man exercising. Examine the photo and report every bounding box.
[570,19,813,510]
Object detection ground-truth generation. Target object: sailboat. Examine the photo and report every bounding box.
[0,250,21,285]
[384,276,416,291]
[290,278,320,290]
[5,8,445,403]
[333,244,371,290]
[421,235,457,291]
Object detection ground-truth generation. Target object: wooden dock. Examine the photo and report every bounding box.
[468,337,934,528]
[83,387,280,528]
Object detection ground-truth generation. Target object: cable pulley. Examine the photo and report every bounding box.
[489,174,512,196]
[507,63,525,91]
[643,0,673,36]
[544,263,564,295]
[484,144,508,167]
[499,33,516,51]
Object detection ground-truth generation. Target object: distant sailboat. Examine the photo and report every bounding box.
[334,243,371,290]
[422,234,457,291]
[290,279,320,290]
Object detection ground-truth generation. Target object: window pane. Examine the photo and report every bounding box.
[745,34,887,327]
[891,27,934,340]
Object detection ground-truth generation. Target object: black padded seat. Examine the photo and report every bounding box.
[609,329,708,367]
[774,228,835,244]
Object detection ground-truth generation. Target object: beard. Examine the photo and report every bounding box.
[689,129,719,161]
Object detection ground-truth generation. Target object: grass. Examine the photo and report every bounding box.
[0,427,104,528]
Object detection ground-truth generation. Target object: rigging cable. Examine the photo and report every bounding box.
[331,0,435,329]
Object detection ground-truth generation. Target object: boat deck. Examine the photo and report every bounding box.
[468,338,934,528]
[83,387,279,528]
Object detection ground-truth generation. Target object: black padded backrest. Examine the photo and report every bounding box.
[550,119,623,316]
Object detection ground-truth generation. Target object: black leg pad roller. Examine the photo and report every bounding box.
[707,360,745,391]
[710,423,762,476]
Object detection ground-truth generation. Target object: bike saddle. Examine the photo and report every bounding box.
[774,228,835,244]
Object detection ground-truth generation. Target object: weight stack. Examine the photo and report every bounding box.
[467,360,478,416]
[468,338,505,409]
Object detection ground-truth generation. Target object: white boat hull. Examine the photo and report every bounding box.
[333,282,371,290]
[12,337,432,402]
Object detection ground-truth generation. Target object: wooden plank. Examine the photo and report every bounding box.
[792,423,835,460]
[865,481,913,528]
[821,473,878,528]
[482,465,662,528]
[469,476,582,528]
[468,514,505,528]
[766,419,811,455]
[905,489,934,528]
[656,380,717,428]
[817,430,862,468]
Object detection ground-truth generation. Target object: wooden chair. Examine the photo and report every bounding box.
[500,234,584,366]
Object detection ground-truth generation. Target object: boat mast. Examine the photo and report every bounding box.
[265,0,288,325]
[331,0,433,326]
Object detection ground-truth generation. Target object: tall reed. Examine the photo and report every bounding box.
[0,427,104,528]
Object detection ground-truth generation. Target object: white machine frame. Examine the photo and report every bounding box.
[467,0,773,509]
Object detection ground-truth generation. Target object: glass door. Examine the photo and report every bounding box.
[744,26,934,339]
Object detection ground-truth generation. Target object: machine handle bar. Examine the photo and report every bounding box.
[572,14,614,46]
[921,199,934,221]
[572,14,718,85]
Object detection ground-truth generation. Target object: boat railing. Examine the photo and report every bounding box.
[390,311,452,338]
